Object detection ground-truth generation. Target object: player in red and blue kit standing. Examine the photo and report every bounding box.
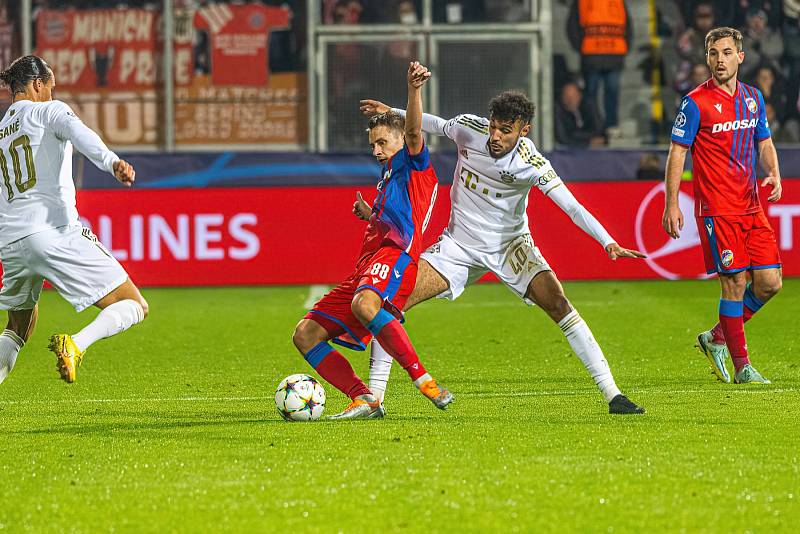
[663,27,783,384]
[292,62,453,419]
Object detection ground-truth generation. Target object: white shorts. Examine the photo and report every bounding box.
[420,230,552,305]
[0,225,128,313]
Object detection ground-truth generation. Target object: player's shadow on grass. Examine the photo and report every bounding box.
[16,416,287,436]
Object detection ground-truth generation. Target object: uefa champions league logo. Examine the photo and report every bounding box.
[674,112,687,128]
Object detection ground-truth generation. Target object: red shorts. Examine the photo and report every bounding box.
[697,211,781,274]
[305,247,417,351]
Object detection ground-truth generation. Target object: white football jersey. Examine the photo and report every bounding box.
[435,114,563,252]
[0,100,118,248]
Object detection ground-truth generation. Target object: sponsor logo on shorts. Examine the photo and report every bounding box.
[721,249,734,268]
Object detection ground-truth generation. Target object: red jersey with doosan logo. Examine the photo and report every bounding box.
[194,3,289,86]
[670,79,771,216]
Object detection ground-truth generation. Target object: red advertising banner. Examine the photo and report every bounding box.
[56,181,800,287]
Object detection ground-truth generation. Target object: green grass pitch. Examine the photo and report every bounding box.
[1,280,798,532]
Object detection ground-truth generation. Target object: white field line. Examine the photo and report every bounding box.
[1,388,797,407]
[304,285,331,308]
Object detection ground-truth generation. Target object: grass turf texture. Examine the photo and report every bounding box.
[1,280,798,532]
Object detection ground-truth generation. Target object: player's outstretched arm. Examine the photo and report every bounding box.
[663,142,688,239]
[48,101,127,182]
[404,61,431,155]
[547,184,646,260]
[757,137,782,202]
[361,99,448,137]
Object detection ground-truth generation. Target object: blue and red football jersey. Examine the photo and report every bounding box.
[671,79,771,216]
[358,143,438,264]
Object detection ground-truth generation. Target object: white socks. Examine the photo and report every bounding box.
[0,329,24,385]
[558,310,621,402]
[72,299,145,353]
[369,341,394,402]
[370,310,623,404]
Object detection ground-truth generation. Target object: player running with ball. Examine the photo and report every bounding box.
[663,27,782,384]
[292,61,452,420]
[0,55,148,385]
[360,91,646,414]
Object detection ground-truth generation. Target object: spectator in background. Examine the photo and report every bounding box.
[433,0,485,23]
[554,81,605,148]
[740,7,783,80]
[675,3,715,73]
[676,62,710,96]
[783,1,800,124]
[765,102,800,143]
[753,64,785,116]
[567,0,632,138]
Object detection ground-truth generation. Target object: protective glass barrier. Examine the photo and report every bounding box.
[436,39,532,121]
[323,38,423,152]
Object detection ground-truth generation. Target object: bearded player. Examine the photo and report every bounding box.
[663,27,782,384]
[292,62,452,420]
[0,55,148,385]
[359,91,646,415]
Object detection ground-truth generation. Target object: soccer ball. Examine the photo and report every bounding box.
[275,374,326,421]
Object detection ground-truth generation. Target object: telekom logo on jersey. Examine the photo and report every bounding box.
[79,213,260,262]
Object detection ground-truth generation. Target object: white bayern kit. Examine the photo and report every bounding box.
[394,110,617,302]
[0,99,128,312]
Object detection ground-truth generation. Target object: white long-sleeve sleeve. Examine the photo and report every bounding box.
[47,101,118,175]
[547,183,616,249]
[391,107,448,136]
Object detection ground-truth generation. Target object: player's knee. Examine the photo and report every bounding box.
[351,291,380,323]
[292,320,320,353]
[757,276,782,298]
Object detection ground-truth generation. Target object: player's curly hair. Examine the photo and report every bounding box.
[705,27,743,53]
[367,111,405,134]
[0,55,52,95]
[489,91,536,126]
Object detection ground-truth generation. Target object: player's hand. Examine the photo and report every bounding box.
[113,159,135,187]
[353,191,371,221]
[761,175,782,202]
[360,99,390,117]
[407,61,431,89]
[605,243,647,261]
[662,204,684,239]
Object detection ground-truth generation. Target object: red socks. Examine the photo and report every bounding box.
[367,309,427,381]
[718,299,749,371]
[305,342,370,400]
